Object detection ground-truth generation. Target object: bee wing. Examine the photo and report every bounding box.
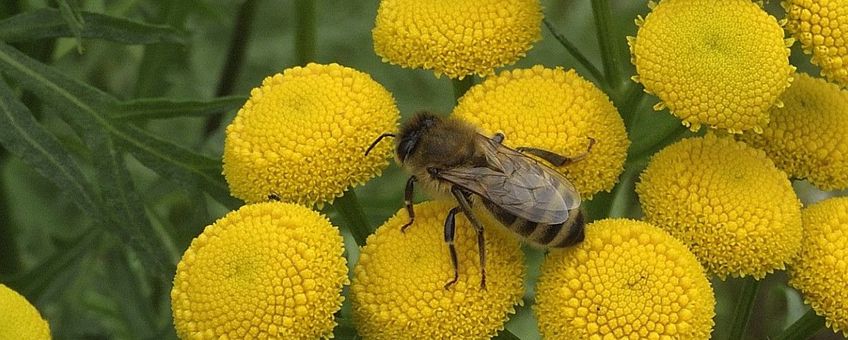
[438,136,580,224]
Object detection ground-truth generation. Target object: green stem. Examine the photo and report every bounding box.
[542,18,604,83]
[773,309,825,340]
[204,0,258,136]
[591,0,623,90]
[618,82,645,130]
[452,76,475,101]
[727,278,761,340]
[295,0,316,65]
[332,190,371,246]
[628,124,689,162]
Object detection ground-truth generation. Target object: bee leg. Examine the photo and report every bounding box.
[443,206,461,290]
[400,176,416,232]
[517,137,596,167]
[491,132,505,144]
[451,186,487,290]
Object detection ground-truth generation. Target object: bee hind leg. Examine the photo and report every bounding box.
[517,137,596,167]
[451,186,487,290]
[443,206,461,290]
[400,176,416,232]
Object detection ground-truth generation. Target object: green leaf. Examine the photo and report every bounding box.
[112,96,246,120]
[0,79,98,215]
[57,0,85,52]
[0,8,185,45]
[85,126,174,278]
[0,42,236,207]
[116,124,239,208]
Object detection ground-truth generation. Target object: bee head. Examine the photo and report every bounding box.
[396,112,440,163]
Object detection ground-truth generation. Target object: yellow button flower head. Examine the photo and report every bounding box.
[453,66,630,198]
[372,0,542,79]
[223,63,399,205]
[783,0,848,86]
[534,219,715,339]
[0,284,51,340]
[629,0,794,133]
[789,197,848,336]
[636,134,803,279]
[351,201,525,339]
[171,202,348,339]
[741,73,848,190]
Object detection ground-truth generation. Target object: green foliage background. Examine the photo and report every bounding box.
[0,0,843,339]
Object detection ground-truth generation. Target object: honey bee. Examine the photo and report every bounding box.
[365,112,593,289]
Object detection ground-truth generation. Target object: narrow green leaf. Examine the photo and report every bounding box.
[57,0,85,53]
[112,96,246,120]
[86,127,173,278]
[0,8,185,45]
[0,79,98,214]
[116,124,239,208]
[0,42,236,207]
[0,41,116,113]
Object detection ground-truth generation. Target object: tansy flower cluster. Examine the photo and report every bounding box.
[783,0,848,87]
[789,197,848,336]
[372,0,542,78]
[0,284,51,340]
[171,202,348,339]
[453,65,630,198]
[534,219,715,339]
[222,62,399,205]
[637,134,802,279]
[351,201,525,339]
[629,0,793,133]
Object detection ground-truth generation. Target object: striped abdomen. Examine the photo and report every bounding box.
[480,199,585,248]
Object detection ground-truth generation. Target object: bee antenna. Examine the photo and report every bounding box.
[365,133,396,156]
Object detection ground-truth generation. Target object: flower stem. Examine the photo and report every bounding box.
[773,309,825,340]
[542,18,604,84]
[295,0,316,65]
[452,76,475,101]
[726,277,761,340]
[332,190,371,246]
[591,0,624,90]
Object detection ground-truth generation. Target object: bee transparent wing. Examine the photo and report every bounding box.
[437,136,579,225]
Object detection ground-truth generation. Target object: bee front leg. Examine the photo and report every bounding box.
[451,186,487,290]
[517,137,596,167]
[400,176,416,232]
[443,206,461,290]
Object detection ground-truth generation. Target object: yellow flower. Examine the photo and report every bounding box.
[350,201,525,339]
[372,0,542,79]
[534,219,715,339]
[223,63,399,205]
[0,284,51,340]
[636,134,802,279]
[741,73,848,190]
[789,197,848,336]
[171,202,348,339]
[629,0,794,133]
[453,66,630,199]
[783,0,848,87]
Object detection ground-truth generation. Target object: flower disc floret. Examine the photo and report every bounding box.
[789,197,848,336]
[453,66,629,198]
[741,73,848,190]
[534,219,715,339]
[0,284,51,340]
[372,0,542,79]
[351,201,524,339]
[223,63,399,205]
[630,0,793,133]
[783,0,848,86]
[636,134,802,279]
[171,202,348,339]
